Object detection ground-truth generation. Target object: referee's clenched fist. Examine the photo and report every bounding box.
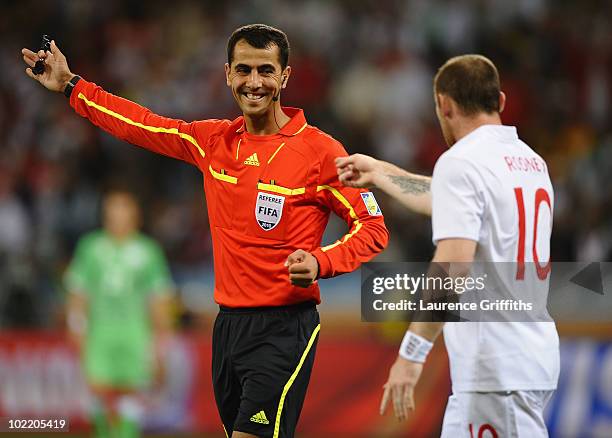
[285,249,318,287]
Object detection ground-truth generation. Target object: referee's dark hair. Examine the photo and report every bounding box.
[434,54,501,115]
[227,24,290,69]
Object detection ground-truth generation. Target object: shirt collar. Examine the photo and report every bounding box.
[235,107,308,136]
[468,124,518,141]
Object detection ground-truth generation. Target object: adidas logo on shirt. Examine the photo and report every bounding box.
[250,410,269,424]
[244,153,260,166]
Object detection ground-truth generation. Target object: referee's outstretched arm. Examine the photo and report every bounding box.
[22,40,207,167]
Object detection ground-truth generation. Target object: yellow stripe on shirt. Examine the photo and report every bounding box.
[317,185,362,252]
[209,165,238,184]
[292,123,308,136]
[257,182,305,196]
[267,142,286,164]
[235,138,242,160]
[77,93,205,158]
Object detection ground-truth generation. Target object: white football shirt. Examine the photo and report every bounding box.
[431,125,560,392]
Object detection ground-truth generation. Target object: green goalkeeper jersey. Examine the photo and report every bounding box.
[65,230,172,342]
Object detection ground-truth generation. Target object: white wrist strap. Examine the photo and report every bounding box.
[399,331,433,363]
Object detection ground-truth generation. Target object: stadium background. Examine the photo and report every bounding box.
[1,0,611,437]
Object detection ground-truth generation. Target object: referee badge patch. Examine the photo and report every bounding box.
[360,192,382,216]
[255,192,285,230]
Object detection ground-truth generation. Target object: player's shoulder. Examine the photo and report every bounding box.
[77,229,105,247]
[517,138,547,162]
[433,142,484,185]
[434,145,472,170]
[444,131,486,160]
[436,124,522,168]
[300,125,347,158]
[73,230,106,258]
[124,234,168,267]
[192,118,235,138]
[133,233,164,252]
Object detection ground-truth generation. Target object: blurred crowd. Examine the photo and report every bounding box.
[0,0,611,328]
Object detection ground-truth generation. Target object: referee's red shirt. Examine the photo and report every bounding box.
[70,79,389,307]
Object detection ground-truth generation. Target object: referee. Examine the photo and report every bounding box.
[23,24,388,438]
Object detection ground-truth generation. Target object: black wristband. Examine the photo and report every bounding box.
[63,75,81,98]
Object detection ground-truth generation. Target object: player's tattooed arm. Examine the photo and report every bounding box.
[375,163,431,215]
[386,174,431,195]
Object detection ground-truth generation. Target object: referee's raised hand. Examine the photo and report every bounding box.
[22,40,75,93]
[285,249,318,288]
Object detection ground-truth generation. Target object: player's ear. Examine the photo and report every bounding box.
[281,66,291,88]
[225,63,231,87]
[498,91,506,114]
[437,93,452,119]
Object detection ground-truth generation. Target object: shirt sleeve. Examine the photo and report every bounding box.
[143,241,174,296]
[64,236,93,295]
[431,155,485,244]
[311,141,389,278]
[70,78,220,166]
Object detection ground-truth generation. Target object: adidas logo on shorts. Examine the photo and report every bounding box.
[250,410,270,424]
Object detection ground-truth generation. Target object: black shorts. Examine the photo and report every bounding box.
[212,302,320,438]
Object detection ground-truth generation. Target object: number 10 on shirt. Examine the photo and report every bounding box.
[514,187,552,281]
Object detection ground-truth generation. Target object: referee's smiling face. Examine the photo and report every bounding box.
[225,40,290,117]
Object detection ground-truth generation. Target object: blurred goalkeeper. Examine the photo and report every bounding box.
[65,189,173,438]
[23,24,387,438]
